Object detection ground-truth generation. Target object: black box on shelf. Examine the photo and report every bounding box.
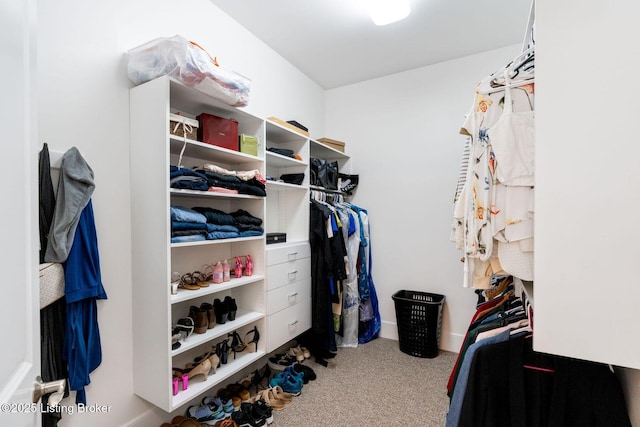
[266,233,287,244]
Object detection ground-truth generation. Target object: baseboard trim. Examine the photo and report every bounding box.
[125,408,165,427]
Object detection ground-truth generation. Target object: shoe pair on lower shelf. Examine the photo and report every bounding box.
[213,296,238,324]
[172,351,220,395]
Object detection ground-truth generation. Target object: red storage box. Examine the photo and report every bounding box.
[197,113,239,151]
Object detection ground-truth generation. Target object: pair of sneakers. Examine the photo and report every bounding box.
[231,401,271,427]
[185,402,226,425]
[186,395,235,425]
[268,366,304,396]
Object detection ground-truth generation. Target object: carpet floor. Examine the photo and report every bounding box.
[270,338,456,426]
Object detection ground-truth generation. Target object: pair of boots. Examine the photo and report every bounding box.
[213,296,237,325]
[188,296,237,333]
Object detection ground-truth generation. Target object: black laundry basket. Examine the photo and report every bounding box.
[392,290,445,358]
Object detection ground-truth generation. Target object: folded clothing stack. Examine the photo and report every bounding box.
[170,166,209,191]
[169,164,266,197]
[170,206,208,244]
[192,207,264,240]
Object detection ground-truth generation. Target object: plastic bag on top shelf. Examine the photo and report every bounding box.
[127,34,251,107]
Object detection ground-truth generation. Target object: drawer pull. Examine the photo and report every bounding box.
[288,292,298,298]
[288,271,298,279]
[288,320,299,326]
[287,252,298,260]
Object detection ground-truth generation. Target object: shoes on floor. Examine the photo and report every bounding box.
[269,385,294,403]
[186,402,226,425]
[251,400,273,425]
[231,402,267,427]
[291,363,316,384]
[269,370,303,396]
[202,395,234,417]
[267,353,297,371]
[161,415,205,427]
[254,388,285,411]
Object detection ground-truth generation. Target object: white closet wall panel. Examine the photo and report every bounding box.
[535,0,640,369]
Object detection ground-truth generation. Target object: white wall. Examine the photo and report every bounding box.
[324,44,522,352]
[36,0,325,425]
[535,0,640,424]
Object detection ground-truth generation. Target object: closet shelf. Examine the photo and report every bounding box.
[171,235,264,248]
[170,275,265,304]
[170,188,264,200]
[170,135,264,165]
[266,181,308,191]
[309,140,348,160]
[171,310,264,357]
[265,151,307,168]
[172,349,265,409]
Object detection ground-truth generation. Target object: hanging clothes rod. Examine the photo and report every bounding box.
[309,185,347,195]
[479,78,535,95]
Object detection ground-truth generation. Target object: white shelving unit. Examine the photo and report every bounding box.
[263,119,312,352]
[130,75,267,412]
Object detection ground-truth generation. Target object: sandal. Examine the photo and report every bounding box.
[228,331,247,360]
[270,385,293,403]
[191,271,210,288]
[201,264,214,281]
[259,388,285,410]
[287,346,305,362]
[178,273,200,291]
[245,326,260,353]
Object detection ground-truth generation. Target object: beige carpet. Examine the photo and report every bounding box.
[271,338,456,426]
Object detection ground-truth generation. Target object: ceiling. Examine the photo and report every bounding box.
[210,0,533,89]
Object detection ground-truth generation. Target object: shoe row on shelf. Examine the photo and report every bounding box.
[161,359,317,427]
[172,296,240,350]
[172,256,253,294]
[172,326,260,396]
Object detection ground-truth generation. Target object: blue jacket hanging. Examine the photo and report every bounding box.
[46,147,107,405]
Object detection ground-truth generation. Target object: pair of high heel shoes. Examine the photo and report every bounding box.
[219,326,260,364]
[230,255,253,278]
[172,351,218,395]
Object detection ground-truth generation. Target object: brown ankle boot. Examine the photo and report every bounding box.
[200,302,216,329]
[189,305,208,334]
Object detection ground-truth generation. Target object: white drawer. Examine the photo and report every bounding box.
[266,298,311,353]
[266,257,311,291]
[266,242,311,266]
[266,278,311,316]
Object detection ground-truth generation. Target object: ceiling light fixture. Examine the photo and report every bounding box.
[364,0,411,26]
